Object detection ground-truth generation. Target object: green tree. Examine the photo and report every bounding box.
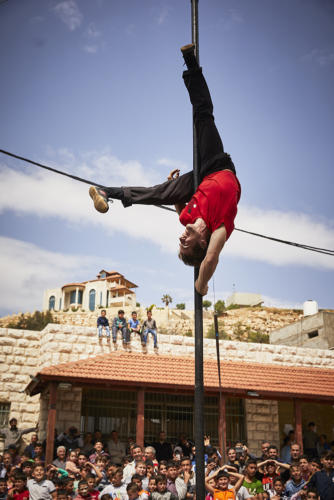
[7,310,54,331]
[202,300,212,311]
[206,323,230,340]
[161,294,172,307]
[214,300,225,315]
[176,303,185,310]
[136,302,140,307]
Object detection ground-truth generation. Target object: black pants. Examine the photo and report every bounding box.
[105,68,235,207]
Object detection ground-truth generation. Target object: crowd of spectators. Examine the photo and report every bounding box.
[97,310,158,353]
[1,419,334,499]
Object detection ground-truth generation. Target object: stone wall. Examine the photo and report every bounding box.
[245,399,280,455]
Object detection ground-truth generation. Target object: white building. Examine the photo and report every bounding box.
[226,292,263,308]
[43,269,138,312]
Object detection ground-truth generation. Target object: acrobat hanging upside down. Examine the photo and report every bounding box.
[89,44,241,296]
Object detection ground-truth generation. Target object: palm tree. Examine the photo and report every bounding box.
[161,294,172,307]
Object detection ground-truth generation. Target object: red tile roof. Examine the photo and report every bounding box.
[61,283,86,289]
[27,352,334,402]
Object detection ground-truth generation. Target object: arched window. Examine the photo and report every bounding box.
[89,289,96,311]
[49,295,55,311]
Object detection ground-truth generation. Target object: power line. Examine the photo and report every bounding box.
[1,148,333,257]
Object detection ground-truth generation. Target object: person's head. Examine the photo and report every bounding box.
[9,417,17,429]
[299,455,309,471]
[57,446,66,460]
[158,431,166,442]
[21,460,34,477]
[94,440,103,452]
[64,477,74,493]
[77,480,90,497]
[101,309,106,317]
[178,224,208,267]
[227,447,237,462]
[13,472,26,493]
[181,457,192,474]
[85,474,96,491]
[245,459,257,478]
[95,457,106,471]
[131,311,137,319]
[208,450,219,465]
[156,475,167,493]
[135,460,147,477]
[147,310,152,320]
[106,463,117,478]
[320,451,334,471]
[206,476,215,490]
[215,470,229,491]
[0,479,7,495]
[144,446,156,461]
[145,460,155,477]
[310,458,322,473]
[126,482,139,500]
[112,468,123,487]
[290,464,302,483]
[100,495,112,500]
[32,464,45,482]
[227,465,239,485]
[261,441,270,457]
[158,461,167,476]
[56,489,68,500]
[84,432,93,443]
[166,461,178,481]
[34,442,43,456]
[3,452,12,468]
[68,450,78,462]
[266,461,276,475]
[118,309,125,318]
[78,452,87,468]
[8,444,18,456]
[132,444,143,462]
[268,445,279,460]
[273,477,284,494]
[131,473,143,489]
[94,429,102,441]
[306,488,319,500]
[30,432,38,443]
[291,442,301,460]
[308,422,316,431]
[148,476,157,492]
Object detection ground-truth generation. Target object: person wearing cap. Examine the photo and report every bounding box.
[205,466,244,499]
[0,418,38,451]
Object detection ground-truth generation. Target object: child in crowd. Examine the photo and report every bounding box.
[148,475,157,494]
[150,474,178,499]
[56,489,69,500]
[127,482,140,500]
[284,465,305,498]
[205,467,244,500]
[269,477,287,499]
[85,474,99,498]
[298,456,311,482]
[242,460,264,497]
[205,476,216,500]
[27,464,57,499]
[158,462,168,477]
[134,461,149,490]
[20,461,33,480]
[112,310,130,350]
[73,480,90,499]
[7,471,29,500]
[0,478,7,500]
[97,310,111,341]
[98,468,127,499]
[128,311,141,337]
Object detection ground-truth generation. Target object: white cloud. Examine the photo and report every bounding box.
[0,236,106,315]
[84,44,98,54]
[86,22,101,39]
[302,48,334,67]
[53,0,83,31]
[157,157,189,171]
[0,150,334,271]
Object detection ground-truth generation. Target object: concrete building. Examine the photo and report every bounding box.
[43,269,137,312]
[226,292,263,308]
[1,323,334,460]
[270,311,334,349]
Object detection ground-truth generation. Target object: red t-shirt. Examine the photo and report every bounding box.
[12,491,29,500]
[179,170,241,240]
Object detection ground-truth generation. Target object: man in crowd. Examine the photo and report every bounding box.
[112,310,130,350]
[0,418,38,451]
[107,430,126,466]
[141,310,158,352]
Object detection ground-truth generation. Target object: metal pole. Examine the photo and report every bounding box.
[190,1,205,499]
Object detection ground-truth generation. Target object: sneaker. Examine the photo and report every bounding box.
[89,186,109,213]
[180,43,199,70]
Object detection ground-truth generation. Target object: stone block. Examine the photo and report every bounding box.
[14,356,25,365]
[59,343,72,353]
[25,358,39,367]
[17,338,30,348]
[8,364,21,374]
[256,422,270,431]
[2,373,15,382]
[23,332,40,341]
[1,338,15,346]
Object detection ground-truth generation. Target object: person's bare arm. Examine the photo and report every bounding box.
[195,226,227,295]
[229,471,244,492]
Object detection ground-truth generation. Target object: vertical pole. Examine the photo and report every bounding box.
[294,399,304,453]
[45,382,57,465]
[136,388,145,448]
[190,1,205,499]
[218,394,227,463]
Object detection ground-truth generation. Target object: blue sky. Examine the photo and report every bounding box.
[1,0,334,316]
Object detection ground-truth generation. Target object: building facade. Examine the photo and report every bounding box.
[43,269,138,312]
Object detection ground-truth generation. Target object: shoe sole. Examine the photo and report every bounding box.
[89,186,109,213]
[181,43,195,54]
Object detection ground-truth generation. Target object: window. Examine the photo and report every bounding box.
[48,295,55,310]
[308,330,319,339]
[89,289,96,311]
[0,403,10,427]
[78,290,83,305]
[100,291,102,306]
[70,290,76,304]
[100,272,106,278]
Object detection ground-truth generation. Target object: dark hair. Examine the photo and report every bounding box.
[166,461,177,469]
[0,478,7,484]
[145,460,154,467]
[118,309,124,314]
[180,456,191,464]
[216,470,229,479]
[178,241,208,267]
[21,461,34,468]
[273,477,283,485]
[268,445,278,451]
[132,443,142,451]
[155,474,167,484]
[245,459,257,467]
[127,483,139,493]
[132,311,137,315]
[78,480,88,487]
[131,473,142,481]
[101,495,113,500]
[14,471,26,481]
[57,489,68,497]
[101,309,106,313]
